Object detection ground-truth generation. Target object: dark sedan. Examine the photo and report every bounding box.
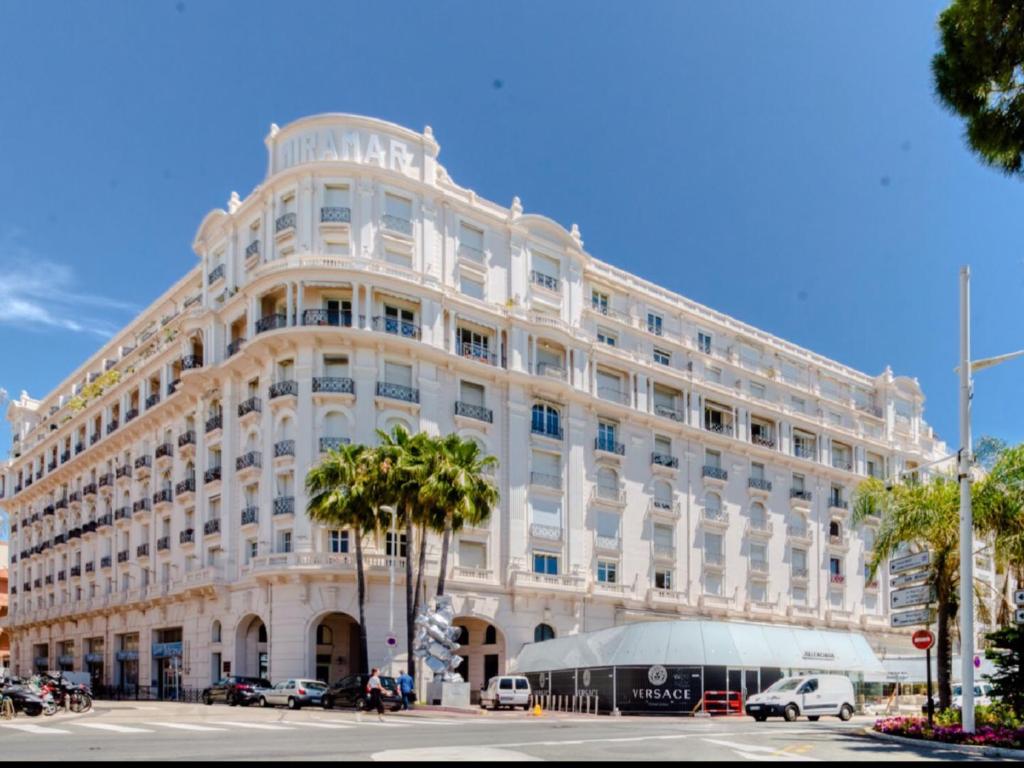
[202,676,272,706]
[321,674,402,711]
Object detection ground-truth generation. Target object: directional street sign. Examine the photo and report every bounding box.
[1014,589,1024,606]
[890,551,930,575]
[891,571,930,590]
[891,585,934,609]
[891,607,932,627]
[1015,608,1024,625]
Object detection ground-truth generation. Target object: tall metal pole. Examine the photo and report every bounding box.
[959,266,975,734]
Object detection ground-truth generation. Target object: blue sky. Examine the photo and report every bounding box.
[0,0,1022,473]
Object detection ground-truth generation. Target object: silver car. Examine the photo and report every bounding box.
[256,679,327,709]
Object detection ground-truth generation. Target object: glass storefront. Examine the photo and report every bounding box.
[152,627,183,700]
[84,637,105,690]
[115,633,139,693]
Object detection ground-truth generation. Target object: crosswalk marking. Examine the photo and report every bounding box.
[0,723,73,734]
[211,720,296,731]
[73,722,154,734]
[142,722,229,732]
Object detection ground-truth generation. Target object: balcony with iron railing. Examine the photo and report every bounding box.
[649,497,681,518]
[205,414,223,433]
[207,263,225,285]
[530,270,560,293]
[382,213,413,236]
[274,439,295,458]
[529,523,562,542]
[98,472,113,488]
[238,397,262,418]
[376,381,419,403]
[321,205,352,224]
[180,528,195,545]
[178,430,196,448]
[318,437,350,453]
[256,313,288,334]
[137,543,150,559]
[591,483,626,506]
[303,308,353,327]
[117,550,129,564]
[700,507,730,529]
[832,456,854,472]
[236,451,262,472]
[459,341,499,366]
[748,477,772,493]
[134,455,152,472]
[313,376,355,394]
[241,506,259,526]
[274,496,295,516]
[830,573,846,586]
[653,403,685,422]
[132,498,151,514]
[153,488,173,506]
[204,466,222,484]
[275,211,296,233]
[702,465,728,482]
[203,518,221,536]
[175,476,196,496]
[704,418,734,437]
[751,433,776,449]
[594,436,625,455]
[181,354,203,370]
[116,465,132,480]
[227,338,245,357]
[155,442,173,461]
[145,392,161,409]
[651,452,679,469]
[790,488,813,504]
[157,536,170,551]
[372,316,421,339]
[245,240,260,260]
[534,362,567,380]
[269,380,298,399]
[793,443,817,461]
[454,401,493,423]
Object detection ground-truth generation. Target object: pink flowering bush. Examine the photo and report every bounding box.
[874,715,1024,749]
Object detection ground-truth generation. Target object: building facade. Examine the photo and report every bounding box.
[0,114,963,697]
[0,541,8,671]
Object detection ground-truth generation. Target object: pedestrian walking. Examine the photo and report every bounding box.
[366,668,387,722]
[396,669,414,711]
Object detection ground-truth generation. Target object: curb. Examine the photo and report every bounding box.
[860,726,1024,759]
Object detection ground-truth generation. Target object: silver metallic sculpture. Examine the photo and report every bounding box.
[413,594,464,681]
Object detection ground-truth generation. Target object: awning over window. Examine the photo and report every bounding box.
[513,618,886,676]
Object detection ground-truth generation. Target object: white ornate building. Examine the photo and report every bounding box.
[0,113,959,698]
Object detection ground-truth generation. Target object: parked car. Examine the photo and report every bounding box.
[202,676,272,706]
[480,675,531,710]
[921,683,995,714]
[745,675,855,722]
[321,673,401,711]
[257,679,327,709]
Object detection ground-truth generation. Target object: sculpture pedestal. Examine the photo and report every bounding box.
[427,680,471,709]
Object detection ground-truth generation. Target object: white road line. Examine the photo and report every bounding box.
[489,734,690,748]
[288,721,354,729]
[211,721,296,731]
[701,738,820,762]
[73,722,154,734]
[0,723,73,734]
[142,722,229,732]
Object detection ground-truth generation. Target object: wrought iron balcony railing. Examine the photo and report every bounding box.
[595,437,625,455]
[227,338,245,357]
[178,430,196,448]
[530,270,560,292]
[203,518,220,536]
[371,316,421,339]
[269,380,298,398]
[454,401,493,423]
[146,393,161,409]
[134,455,152,471]
[654,404,685,422]
[238,397,262,417]
[275,212,296,233]
[236,451,262,471]
[702,465,728,481]
[274,439,295,458]
[273,496,295,516]
[313,376,355,394]
[790,489,813,501]
[241,507,259,526]
[319,437,351,452]
[321,206,351,223]
[245,240,260,259]
[204,466,222,484]
[382,213,412,235]
[256,313,288,333]
[748,477,773,492]
[205,414,222,433]
[180,529,195,545]
[155,442,173,460]
[303,308,353,327]
[175,477,196,495]
[376,381,419,403]
[153,489,173,505]
[651,452,679,468]
[207,264,225,285]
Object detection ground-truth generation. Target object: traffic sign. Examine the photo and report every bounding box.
[912,630,935,651]
[1014,589,1024,606]
[890,551,930,575]
[890,570,930,589]
[891,607,932,627]
[891,585,934,610]
[385,633,398,647]
[1015,608,1024,625]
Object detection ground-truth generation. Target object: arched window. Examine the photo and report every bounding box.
[456,625,469,644]
[596,466,618,496]
[484,625,497,645]
[749,502,766,529]
[211,620,221,643]
[316,624,333,645]
[829,520,841,538]
[531,403,560,437]
[258,623,268,643]
[534,623,555,643]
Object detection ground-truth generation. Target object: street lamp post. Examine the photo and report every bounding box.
[957,266,1024,734]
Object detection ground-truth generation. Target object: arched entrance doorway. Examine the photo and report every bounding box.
[453,617,506,704]
[235,614,268,679]
[309,612,362,684]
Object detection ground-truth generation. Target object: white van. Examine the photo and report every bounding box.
[480,675,532,710]
[744,674,856,722]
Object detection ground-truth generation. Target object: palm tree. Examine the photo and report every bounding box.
[974,444,1024,626]
[423,434,499,597]
[305,442,377,673]
[853,474,995,710]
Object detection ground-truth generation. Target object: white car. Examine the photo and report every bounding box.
[256,679,327,709]
[480,675,531,710]
[745,674,856,722]
[953,683,994,710]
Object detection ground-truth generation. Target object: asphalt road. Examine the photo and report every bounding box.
[0,701,1002,761]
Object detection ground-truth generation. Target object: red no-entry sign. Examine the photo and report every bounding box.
[912,629,935,650]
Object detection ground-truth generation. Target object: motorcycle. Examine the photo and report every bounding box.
[0,684,47,717]
[40,674,93,713]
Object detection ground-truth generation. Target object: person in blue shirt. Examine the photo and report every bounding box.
[396,670,414,710]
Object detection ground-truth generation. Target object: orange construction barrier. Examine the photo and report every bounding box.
[702,690,743,716]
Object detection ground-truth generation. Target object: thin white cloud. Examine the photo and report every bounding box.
[0,229,138,337]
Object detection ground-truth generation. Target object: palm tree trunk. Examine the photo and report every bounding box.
[413,520,427,616]
[936,587,956,710]
[436,513,453,597]
[404,512,415,680]
[355,533,369,674]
